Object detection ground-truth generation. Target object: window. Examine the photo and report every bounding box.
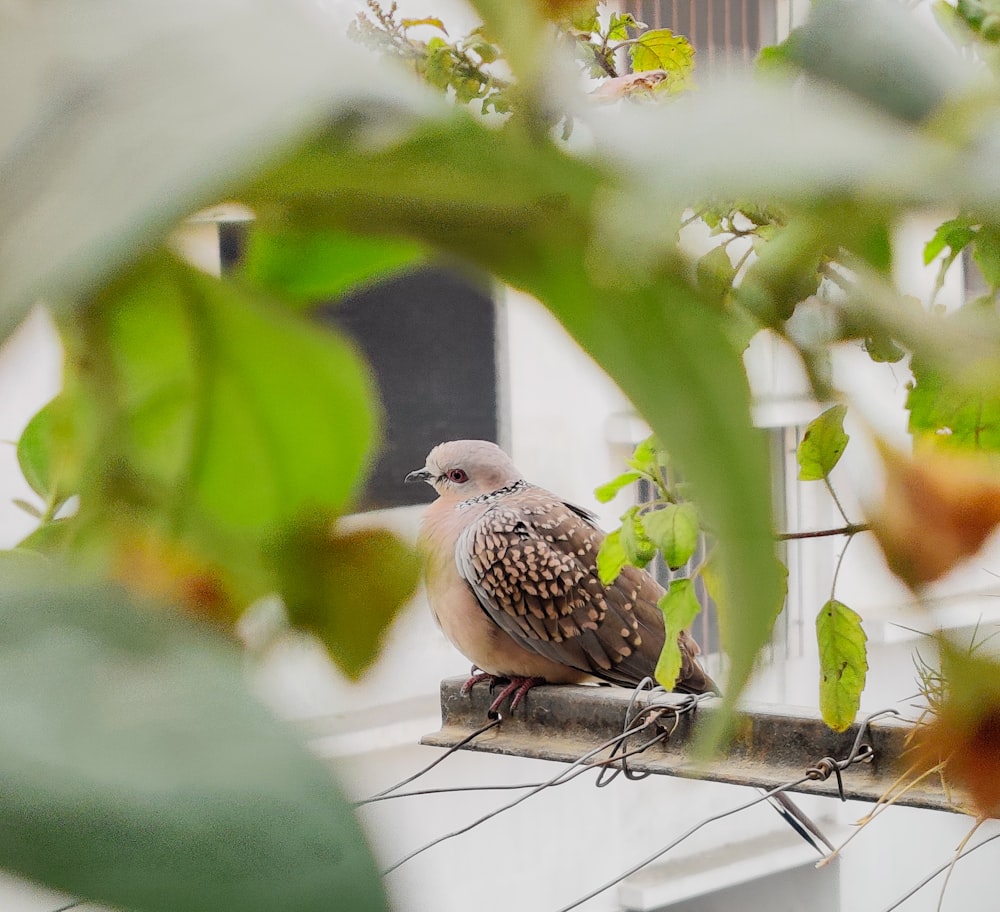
[621,0,780,70]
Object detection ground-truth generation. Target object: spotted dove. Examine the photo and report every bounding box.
[406,439,716,701]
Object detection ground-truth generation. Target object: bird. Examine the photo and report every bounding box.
[405,438,716,711]
[407,439,835,856]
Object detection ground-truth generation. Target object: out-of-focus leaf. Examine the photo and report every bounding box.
[797,404,850,480]
[736,219,824,327]
[596,529,627,585]
[243,228,426,304]
[16,396,80,509]
[696,245,736,305]
[973,224,1000,288]
[908,351,1000,451]
[608,12,642,42]
[628,29,695,82]
[784,0,970,122]
[73,252,378,612]
[628,436,662,475]
[910,637,1000,817]
[0,576,387,912]
[594,471,642,503]
[275,522,421,679]
[869,444,1000,588]
[924,215,975,265]
[620,507,657,568]
[401,17,448,32]
[86,253,377,537]
[654,579,702,690]
[0,0,436,340]
[864,333,906,363]
[816,599,867,732]
[642,503,699,569]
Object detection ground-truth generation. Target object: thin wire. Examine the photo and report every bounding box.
[554,775,815,912]
[382,711,668,875]
[354,715,502,806]
[49,903,85,912]
[878,832,1000,912]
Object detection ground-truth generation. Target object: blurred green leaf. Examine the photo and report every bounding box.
[654,579,702,690]
[620,506,657,568]
[816,599,868,732]
[607,12,641,42]
[0,576,387,912]
[908,350,1000,451]
[0,0,434,340]
[16,396,79,510]
[629,29,695,81]
[243,227,426,304]
[86,254,378,536]
[642,503,699,569]
[785,0,969,122]
[736,219,824,327]
[628,436,662,475]
[797,404,850,480]
[596,529,627,585]
[594,470,642,503]
[275,523,421,679]
[696,245,736,305]
[973,224,1000,288]
[924,215,975,265]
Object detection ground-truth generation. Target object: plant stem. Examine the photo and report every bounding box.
[777,523,871,541]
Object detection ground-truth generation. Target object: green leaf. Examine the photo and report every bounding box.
[594,471,642,503]
[924,216,975,265]
[627,436,662,475]
[797,405,850,481]
[274,523,422,679]
[0,576,387,912]
[243,227,426,304]
[596,529,628,585]
[607,12,641,42]
[973,224,1000,289]
[907,350,1000,451]
[628,28,695,82]
[696,245,736,305]
[620,507,657,568]
[88,254,377,532]
[864,333,906,363]
[642,503,699,569]
[784,0,969,123]
[16,396,80,508]
[654,579,703,689]
[816,599,868,732]
[0,0,434,341]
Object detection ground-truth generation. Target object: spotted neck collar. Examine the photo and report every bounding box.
[456,478,528,510]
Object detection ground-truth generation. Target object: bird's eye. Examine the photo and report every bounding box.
[447,468,469,484]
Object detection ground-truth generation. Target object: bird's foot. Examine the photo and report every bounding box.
[460,669,505,696]
[488,676,545,715]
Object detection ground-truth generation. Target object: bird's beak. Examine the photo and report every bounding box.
[405,467,433,485]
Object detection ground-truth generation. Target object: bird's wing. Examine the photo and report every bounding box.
[455,489,709,688]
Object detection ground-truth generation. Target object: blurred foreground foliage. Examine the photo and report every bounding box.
[6,0,1000,906]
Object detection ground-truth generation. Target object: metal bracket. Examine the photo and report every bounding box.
[422,677,955,813]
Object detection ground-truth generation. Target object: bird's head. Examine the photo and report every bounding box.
[405,440,523,500]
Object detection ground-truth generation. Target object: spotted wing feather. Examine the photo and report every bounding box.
[456,490,713,692]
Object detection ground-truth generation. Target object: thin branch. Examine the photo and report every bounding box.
[777,523,871,541]
[824,476,851,525]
